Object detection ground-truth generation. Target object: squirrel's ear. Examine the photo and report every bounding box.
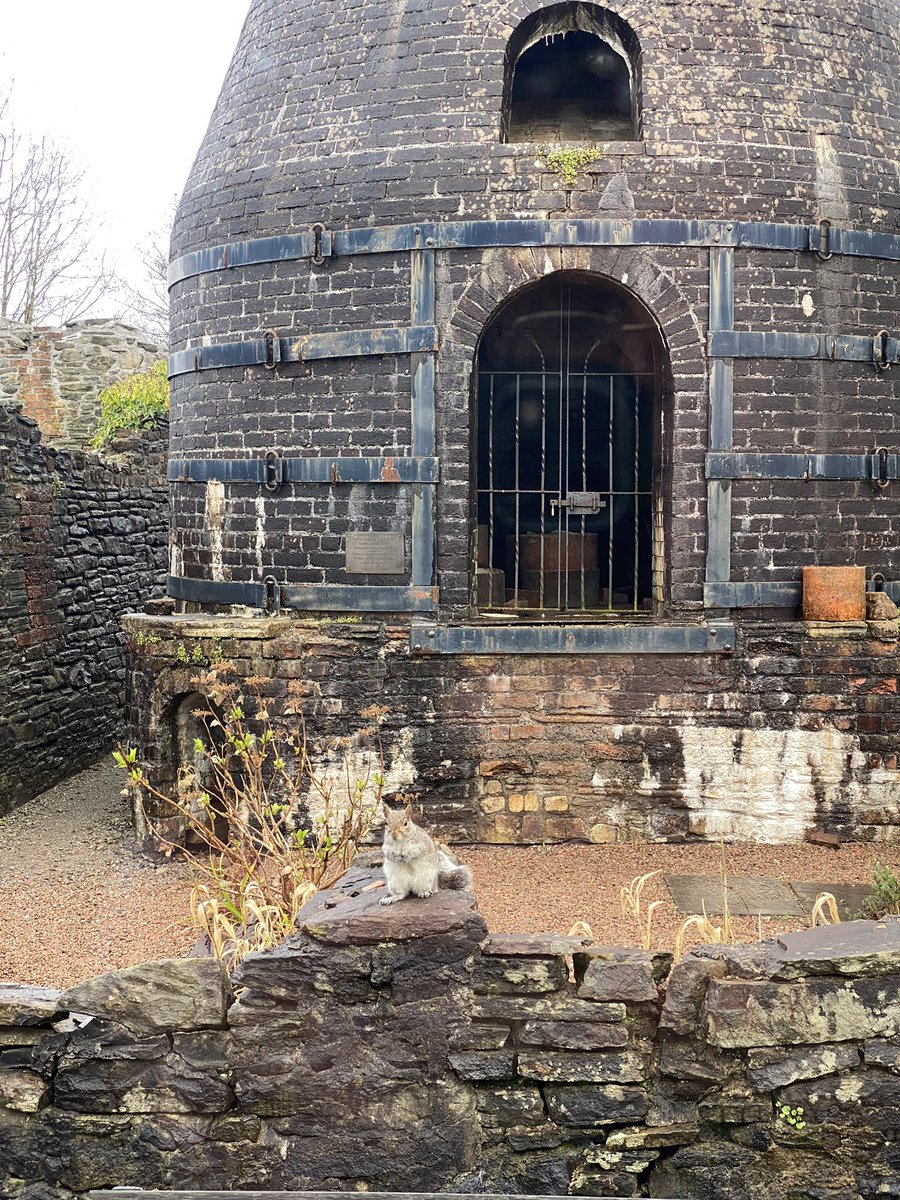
[402,803,412,818]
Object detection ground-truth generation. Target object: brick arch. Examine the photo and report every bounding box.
[435,244,708,614]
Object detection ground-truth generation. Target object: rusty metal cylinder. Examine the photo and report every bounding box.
[802,566,867,621]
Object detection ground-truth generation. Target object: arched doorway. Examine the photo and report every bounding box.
[473,271,666,615]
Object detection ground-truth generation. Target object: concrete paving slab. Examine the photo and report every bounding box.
[789,882,874,921]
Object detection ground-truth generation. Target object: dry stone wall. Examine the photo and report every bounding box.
[1,860,899,1199]
[0,320,164,450]
[0,406,169,813]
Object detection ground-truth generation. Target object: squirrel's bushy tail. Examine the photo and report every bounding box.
[438,864,474,891]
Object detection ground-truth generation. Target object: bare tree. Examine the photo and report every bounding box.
[119,202,175,346]
[0,92,118,325]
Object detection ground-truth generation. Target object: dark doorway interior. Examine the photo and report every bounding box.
[507,30,636,142]
[474,272,663,616]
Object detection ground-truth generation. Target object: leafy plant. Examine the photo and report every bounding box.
[864,863,900,918]
[92,359,169,448]
[541,146,602,186]
[778,1104,806,1131]
[114,666,384,966]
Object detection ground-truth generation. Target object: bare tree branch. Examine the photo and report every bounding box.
[0,92,121,325]
[117,201,174,346]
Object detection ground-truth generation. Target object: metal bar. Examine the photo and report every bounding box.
[167,576,265,606]
[168,218,900,287]
[411,483,435,588]
[93,1192,697,1200]
[869,581,900,604]
[704,581,802,607]
[169,327,439,376]
[581,365,587,610]
[410,622,736,655]
[488,374,494,606]
[295,324,439,362]
[708,330,900,364]
[608,375,614,611]
[540,366,547,609]
[706,452,900,482]
[706,247,736,589]
[633,379,640,612]
[282,584,437,612]
[168,457,441,484]
[514,373,521,607]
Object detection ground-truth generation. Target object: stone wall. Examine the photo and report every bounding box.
[2,860,898,1199]
[123,612,900,848]
[0,319,164,449]
[0,406,169,813]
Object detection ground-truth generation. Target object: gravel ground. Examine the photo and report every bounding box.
[0,759,193,989]
[2,760,899,988]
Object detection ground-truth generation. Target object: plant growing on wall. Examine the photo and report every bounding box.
[541,146,602,187]
[92,359,169,448]
[114,666,384,965]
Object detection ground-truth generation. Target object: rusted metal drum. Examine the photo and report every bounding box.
[802,566,866,621]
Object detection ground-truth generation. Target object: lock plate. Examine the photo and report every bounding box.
[565,491,607,515]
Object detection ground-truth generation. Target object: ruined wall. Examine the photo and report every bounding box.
[2,861,899,1200]
[0,406,169,813]
[0,319,164,449]
[124,613,900,847]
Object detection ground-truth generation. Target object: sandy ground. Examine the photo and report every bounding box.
[2,758,899,988]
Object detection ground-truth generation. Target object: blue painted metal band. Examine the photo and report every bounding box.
[167,576,438,612]
[168,220,900,288]
[706,452,900,482]
[708,330,900,364]
[281,584,437,612]
[869,582,900,604]
[410,622,736,655]
[168,457,441,485]
[167,576,265,606]
[168,326,439,377]
[704,581,802,607]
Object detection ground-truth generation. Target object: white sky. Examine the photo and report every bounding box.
[2,1,250,302]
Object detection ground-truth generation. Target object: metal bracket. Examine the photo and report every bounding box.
[708,330,900,365]
[168,456,440,485]
[705,451,900,484]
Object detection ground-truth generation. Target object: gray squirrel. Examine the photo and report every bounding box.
[379,804,473,904]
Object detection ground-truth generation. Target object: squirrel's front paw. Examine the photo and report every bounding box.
[379,895,400,906]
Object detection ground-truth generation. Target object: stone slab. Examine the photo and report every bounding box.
[665,874,806,917]
[789,883,874,922]
[769,917,900,978]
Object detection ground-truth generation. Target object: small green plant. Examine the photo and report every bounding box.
[175,641,207,665]
[864,863,900,918]
[113,667,384,967]
[542,146,602,186]
[131,630,162,647]
[778,1104,806,1131]
[92,360,169,448]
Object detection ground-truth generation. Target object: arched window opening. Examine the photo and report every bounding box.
[474,272,665,616]
[503,4,641,144]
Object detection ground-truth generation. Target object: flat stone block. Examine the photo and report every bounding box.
[577,951,658,1003]
[61,958,231,1035]
[0,1067,49,1112]
[544,1082,649,1126]
[518,1050,646,1083]
[747,1043,860,1090]
[520,1019,628,1050]
[448,1050,516,1081]
[606,1123,699,1149]
[770,917,900,978]
[472,995,626,1023]
[0,986,63,1026]
[473,955,568,995]
[705,975,900,1048]
[475,1084,546,1125]
[481,933,587,957]
[666,874,806,917]
[863,1039,900,1070]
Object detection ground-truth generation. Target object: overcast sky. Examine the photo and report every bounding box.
[2,1,250,302]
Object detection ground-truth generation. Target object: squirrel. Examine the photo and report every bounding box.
[379,804,473,904]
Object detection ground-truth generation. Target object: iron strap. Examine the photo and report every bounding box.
[168,220,900,287]
[167,575,438,613]
[410,622,736,654]
[168,456,440,485]
[705,580,900,607]
[706,452,900,482]
[708,330,900,364]
[168,326,439,377]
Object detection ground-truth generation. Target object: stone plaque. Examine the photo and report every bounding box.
[345,531,405,575]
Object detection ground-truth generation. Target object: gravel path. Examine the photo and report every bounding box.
[2,760,899,988]
[0,758,193,989]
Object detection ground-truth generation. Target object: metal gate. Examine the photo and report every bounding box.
[475,303,655,615]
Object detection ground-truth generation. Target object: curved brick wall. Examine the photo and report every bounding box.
[167,0,899,607]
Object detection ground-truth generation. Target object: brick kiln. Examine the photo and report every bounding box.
[127,0,900,846]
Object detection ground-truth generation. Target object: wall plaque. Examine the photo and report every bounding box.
[345,531,406,575]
